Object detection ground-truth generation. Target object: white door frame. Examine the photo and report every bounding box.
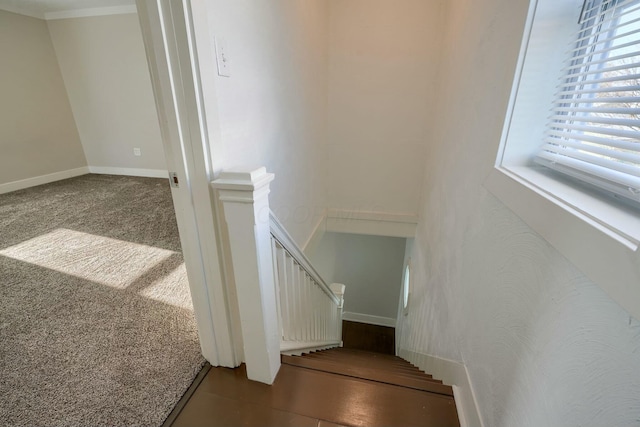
[136,0,240,367]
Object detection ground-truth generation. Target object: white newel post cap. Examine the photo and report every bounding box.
[330,283,345,308]
[330,283,345,299]
[211,166,274,199]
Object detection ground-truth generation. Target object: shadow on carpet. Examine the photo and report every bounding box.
[0,174,205,427]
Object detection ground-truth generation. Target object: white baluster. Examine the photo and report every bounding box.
[313,283,324,341]
[299,266,307,342]
[273,241,287,342]
[309,281,314,342]
[324,290,329,340]
[320,292,329,341]
[320,293,324,341]
[283,252,293,341]
[329,296,335,341]
[304,273,311,342]
[328,294,333,341]
[291,258,299,340]
[311,279,320,341]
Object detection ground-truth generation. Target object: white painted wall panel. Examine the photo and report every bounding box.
[48,14,166,171]
[399,0,640,426]
[0,10,86,185]
[191,0,329,246]
[326,0,443,217]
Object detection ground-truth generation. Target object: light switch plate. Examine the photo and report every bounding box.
[214,37,230,77]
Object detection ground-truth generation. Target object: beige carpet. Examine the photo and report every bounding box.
[0,174,205,427]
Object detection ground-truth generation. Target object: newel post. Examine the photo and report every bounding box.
[330,283,345,344]
[212,167,280,384]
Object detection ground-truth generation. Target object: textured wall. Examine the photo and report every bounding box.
[48,13,166,172]
[326,0,442,216]
[192,0,329,246]
[0,10,86,184]
[398,0,640,426]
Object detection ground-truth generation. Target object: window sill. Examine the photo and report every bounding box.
[485,165,640,320]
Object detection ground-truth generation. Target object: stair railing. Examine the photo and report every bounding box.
[269,213,344,355]
[212,167,344,384]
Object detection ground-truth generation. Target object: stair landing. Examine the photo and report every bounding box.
[166,348,460,427]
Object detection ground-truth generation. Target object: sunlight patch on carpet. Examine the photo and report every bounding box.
[0,228,176,289]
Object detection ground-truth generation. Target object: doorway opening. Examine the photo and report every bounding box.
[0,5,206,425]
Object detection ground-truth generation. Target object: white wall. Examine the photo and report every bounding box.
[48,13,166,173]
[0,10,86,185]
[311,232,406,322]
[398,1,640,426]
[191,0,329,245]
[191,0,442,242]
[326,0,442,217]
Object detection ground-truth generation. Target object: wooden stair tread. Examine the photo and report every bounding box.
[325,347,407,360]
[305,350,432,376]
[282,354,452,396]
[288,355,441,382]
[308,350,420,364]
[304,357,425,374]
[189,363,459,427]
[312,348,419,365]
[288,354,439,382]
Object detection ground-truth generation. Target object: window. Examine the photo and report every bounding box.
[402,260,411,314]
[536,0,640,207]
[486,0,640,321]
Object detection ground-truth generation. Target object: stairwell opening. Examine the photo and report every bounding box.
[307,231,409,354]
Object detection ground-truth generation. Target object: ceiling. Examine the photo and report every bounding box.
[0,0,135,19]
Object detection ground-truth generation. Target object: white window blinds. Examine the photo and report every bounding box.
[536,0,640,205]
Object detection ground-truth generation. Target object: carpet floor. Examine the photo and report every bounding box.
[0,174,205,427]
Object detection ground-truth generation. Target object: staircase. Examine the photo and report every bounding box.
[192,168,459,426]
[283,347,455,398]
[167,347,460,427]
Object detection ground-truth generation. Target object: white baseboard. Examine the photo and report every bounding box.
[399,349,483,427]
[0,167,89,195]
[88,166,168,179]
[326,209,418,238]
[302,209,327,257]
[342,312,396,328]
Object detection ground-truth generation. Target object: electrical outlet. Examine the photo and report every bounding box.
[133,148,141,156]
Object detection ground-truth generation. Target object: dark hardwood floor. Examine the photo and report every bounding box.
[165,348,459,427]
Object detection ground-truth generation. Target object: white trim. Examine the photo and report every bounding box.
[302,209,327,256]
[45,5,137,20]
[212,167,275,194]
[400,349,484,427]
[137,0,239,368]
[342,312,396,328]
[88,166,168,179]
[0,4,44,19]
[0,167,89,195]
[485,167,640,322]
[326,209,418,238]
